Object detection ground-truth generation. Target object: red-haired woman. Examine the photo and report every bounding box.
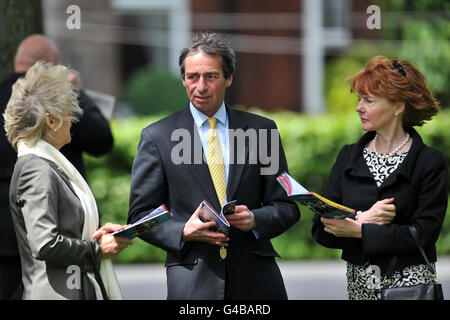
[312,56,447,300]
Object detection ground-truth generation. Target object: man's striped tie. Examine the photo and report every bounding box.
[206,117,226,207]
[206,117,227,260]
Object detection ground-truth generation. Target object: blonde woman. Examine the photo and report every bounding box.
[3,61,131,300]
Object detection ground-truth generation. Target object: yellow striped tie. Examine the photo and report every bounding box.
[206,117,226,207]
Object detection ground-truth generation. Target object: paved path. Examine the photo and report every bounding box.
[114,257,450,300]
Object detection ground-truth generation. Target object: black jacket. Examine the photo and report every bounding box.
[0,73,114,257]
[312,127,448,275]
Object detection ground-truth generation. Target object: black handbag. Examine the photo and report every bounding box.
[381,225,444,300]
[84,240,109,300]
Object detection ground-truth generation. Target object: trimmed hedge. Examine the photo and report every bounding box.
[85,109,450,263]
[123,67,187,116]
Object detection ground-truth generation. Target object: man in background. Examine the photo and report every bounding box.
[0,34,114,299]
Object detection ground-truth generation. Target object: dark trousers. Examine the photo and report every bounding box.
[224,256,288,300]
[0,257,22,300]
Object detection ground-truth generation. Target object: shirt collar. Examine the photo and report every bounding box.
[189,102,227,128]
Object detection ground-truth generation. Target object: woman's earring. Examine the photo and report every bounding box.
[54,128,57,132]
[394,112,398,116]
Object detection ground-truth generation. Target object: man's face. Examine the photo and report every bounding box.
[182,51,233,117]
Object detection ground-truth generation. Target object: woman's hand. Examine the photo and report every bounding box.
[321,198,396,238]
[91,222,132,259]
[92,222,127,239]
[321,217,362,238]
[98,233,132,259]
[357,198,396,225]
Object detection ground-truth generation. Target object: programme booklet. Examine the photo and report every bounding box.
[277,171,356,219]
[199,200,236,235]
[112,204,172,239]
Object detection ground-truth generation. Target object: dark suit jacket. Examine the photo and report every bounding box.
[0,73,113,258]
[0,73,27,259]
[312,127,448,275]
[59,89,114,178]
[128,105,300,299]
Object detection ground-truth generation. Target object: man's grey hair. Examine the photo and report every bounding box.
[179,32,236,80]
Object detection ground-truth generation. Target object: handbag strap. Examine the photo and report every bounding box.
[84,240,109,300]
[384,225,437,284]
[407,225,437,279]
[384,256,398,281]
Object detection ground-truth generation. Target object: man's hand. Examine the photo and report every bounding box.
[182,204,229,246]
[227,205,256,232]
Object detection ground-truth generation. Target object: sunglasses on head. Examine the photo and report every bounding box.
[392,60,406,78]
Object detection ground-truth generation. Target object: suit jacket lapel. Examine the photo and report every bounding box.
[345,131,375,180]
[345,128,425,191]
[175,107,221,210]
[226,106,249,202]
[45,159,79,199]
[378,127,424,191]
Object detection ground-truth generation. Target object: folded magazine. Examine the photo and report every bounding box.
[277,172,356,219]
[199,200,236,235]
[112,204,173,239]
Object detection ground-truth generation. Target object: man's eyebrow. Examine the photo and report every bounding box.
[186,71,220,76]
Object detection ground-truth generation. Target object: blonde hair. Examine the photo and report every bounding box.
[3,61,83,150]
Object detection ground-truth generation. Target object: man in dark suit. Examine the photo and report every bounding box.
[128,32,300,300]
[0,34,113,299]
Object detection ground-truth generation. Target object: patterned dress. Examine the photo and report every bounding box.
[346,148,436,300]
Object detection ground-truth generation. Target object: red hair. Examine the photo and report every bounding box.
[350,56,440,127]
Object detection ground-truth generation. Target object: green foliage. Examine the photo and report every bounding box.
[376,0,450,12]
[84,115,168,263]
[85,109,450,263]
[436,198,450,255]
[0,0,43,81]
[373,0,450,107]
[325,2,450,112]
[396,18,450,103]
[325,57,363,114]
[123,67,188,116]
